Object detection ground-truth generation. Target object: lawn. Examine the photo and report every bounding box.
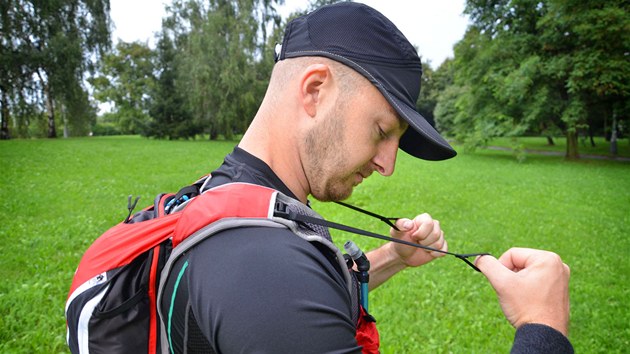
[1,136,628,353]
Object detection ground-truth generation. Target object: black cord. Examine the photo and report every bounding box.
[275,206,490,272]
[334,201,402,231]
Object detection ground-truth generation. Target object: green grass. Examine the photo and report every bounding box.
[1,136,629,353]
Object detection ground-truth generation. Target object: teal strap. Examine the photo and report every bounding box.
[168,260,189,354]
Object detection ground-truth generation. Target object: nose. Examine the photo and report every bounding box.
[372,139,399,176]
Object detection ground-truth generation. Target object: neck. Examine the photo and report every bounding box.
[239,110,311,204]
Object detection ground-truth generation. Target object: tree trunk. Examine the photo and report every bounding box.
[566,130,579,159]
[610,115,618,156]
[209,125,218,140]
[546,136,555,145]
[44,83,57,138]
[62,105,69,138]
[1,91,10,140]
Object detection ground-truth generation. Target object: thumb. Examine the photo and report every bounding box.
[395,218,415,232]
[475,255,513,289]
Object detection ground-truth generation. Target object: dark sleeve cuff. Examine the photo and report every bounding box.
[511,323,574,354]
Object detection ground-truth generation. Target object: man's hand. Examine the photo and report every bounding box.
[365,213,447,290]
[390,213,448,267]
[475,248,571,336]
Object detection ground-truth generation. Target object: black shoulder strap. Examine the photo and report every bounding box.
[274,202,489,272]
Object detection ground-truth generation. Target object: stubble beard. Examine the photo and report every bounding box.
[304,106,356,202]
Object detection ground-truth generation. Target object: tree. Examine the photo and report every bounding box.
[145,31,195,139]
[1,0,39,139]
[159,0,283,140]
[416,62,437,126]
[538,0,629,157]
[440,0,629,158]
[0,0,111,139]
[91,41,155,134]
[418,58,460,133]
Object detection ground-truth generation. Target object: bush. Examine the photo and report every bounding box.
[92,122,122,136]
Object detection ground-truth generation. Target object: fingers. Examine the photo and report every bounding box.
[498,247,539,271]
[412,214,445,249]
[474,254,514,292]
[393,214,446,256]
[475,248,571,336]
[429,239,448,258]
[389,214,448,267]
[393,218,416,234]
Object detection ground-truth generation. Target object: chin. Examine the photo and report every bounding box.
[329,185,355,202]
[313,184,354,202]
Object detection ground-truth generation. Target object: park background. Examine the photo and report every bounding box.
[1,0,629,352]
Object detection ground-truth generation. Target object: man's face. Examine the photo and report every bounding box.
[304,82,407,202]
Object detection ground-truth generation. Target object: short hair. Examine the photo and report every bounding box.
[268,56,365,99]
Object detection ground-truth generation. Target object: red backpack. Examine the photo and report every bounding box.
[65,177,379,354]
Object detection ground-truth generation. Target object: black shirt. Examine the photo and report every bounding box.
[163,147,573,354]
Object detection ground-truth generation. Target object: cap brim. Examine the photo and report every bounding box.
[379,90,457,161]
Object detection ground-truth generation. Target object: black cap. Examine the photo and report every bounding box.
[275,2,456,161]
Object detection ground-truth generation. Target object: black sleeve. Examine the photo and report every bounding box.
[511,323,574,354]
[187,226,361,354]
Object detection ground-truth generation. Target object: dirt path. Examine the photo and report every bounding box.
[486,146,630,162]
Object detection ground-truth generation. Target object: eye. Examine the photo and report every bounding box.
[378,126,387,140]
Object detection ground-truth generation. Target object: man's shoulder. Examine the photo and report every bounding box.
[208,147,298,199]
[188,225,327,263]
[185,225,348,297]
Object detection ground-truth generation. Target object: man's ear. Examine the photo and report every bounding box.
[299,64,331,118]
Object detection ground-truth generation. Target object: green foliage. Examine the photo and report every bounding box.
[438,0,629,158]
[92,122,122,136]
[91,41,156,135]
[145,31,196,139]
[434,85,457,134]
[540,0,629,97]
[416,62,438,124]
[159,0,283,140]
[0,0,111,139]
[1,137,629,352]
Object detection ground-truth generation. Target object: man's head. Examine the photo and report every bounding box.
[275,2,456,161]
[280,57,407,201]
[260,55,405,202]
[242,3,456,203]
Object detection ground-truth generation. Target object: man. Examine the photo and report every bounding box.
[160,3,573,353]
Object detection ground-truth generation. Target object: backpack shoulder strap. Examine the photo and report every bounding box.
[157,182,354,318]
[170,182,277,247]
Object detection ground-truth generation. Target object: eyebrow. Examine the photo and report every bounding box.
[384,105,407,135]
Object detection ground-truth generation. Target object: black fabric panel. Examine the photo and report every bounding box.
[159,253,191,354]
[203,147,297,200]
[88,250,154,353]
[186,226,360,353]
[66,280,111,353]
[187,307,215,354]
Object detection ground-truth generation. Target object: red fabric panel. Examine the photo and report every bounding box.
[172,183,275,247]
[69,183,277,297]
[68,213,180,297]
[356,306,380,354]
[147,244,161,353]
